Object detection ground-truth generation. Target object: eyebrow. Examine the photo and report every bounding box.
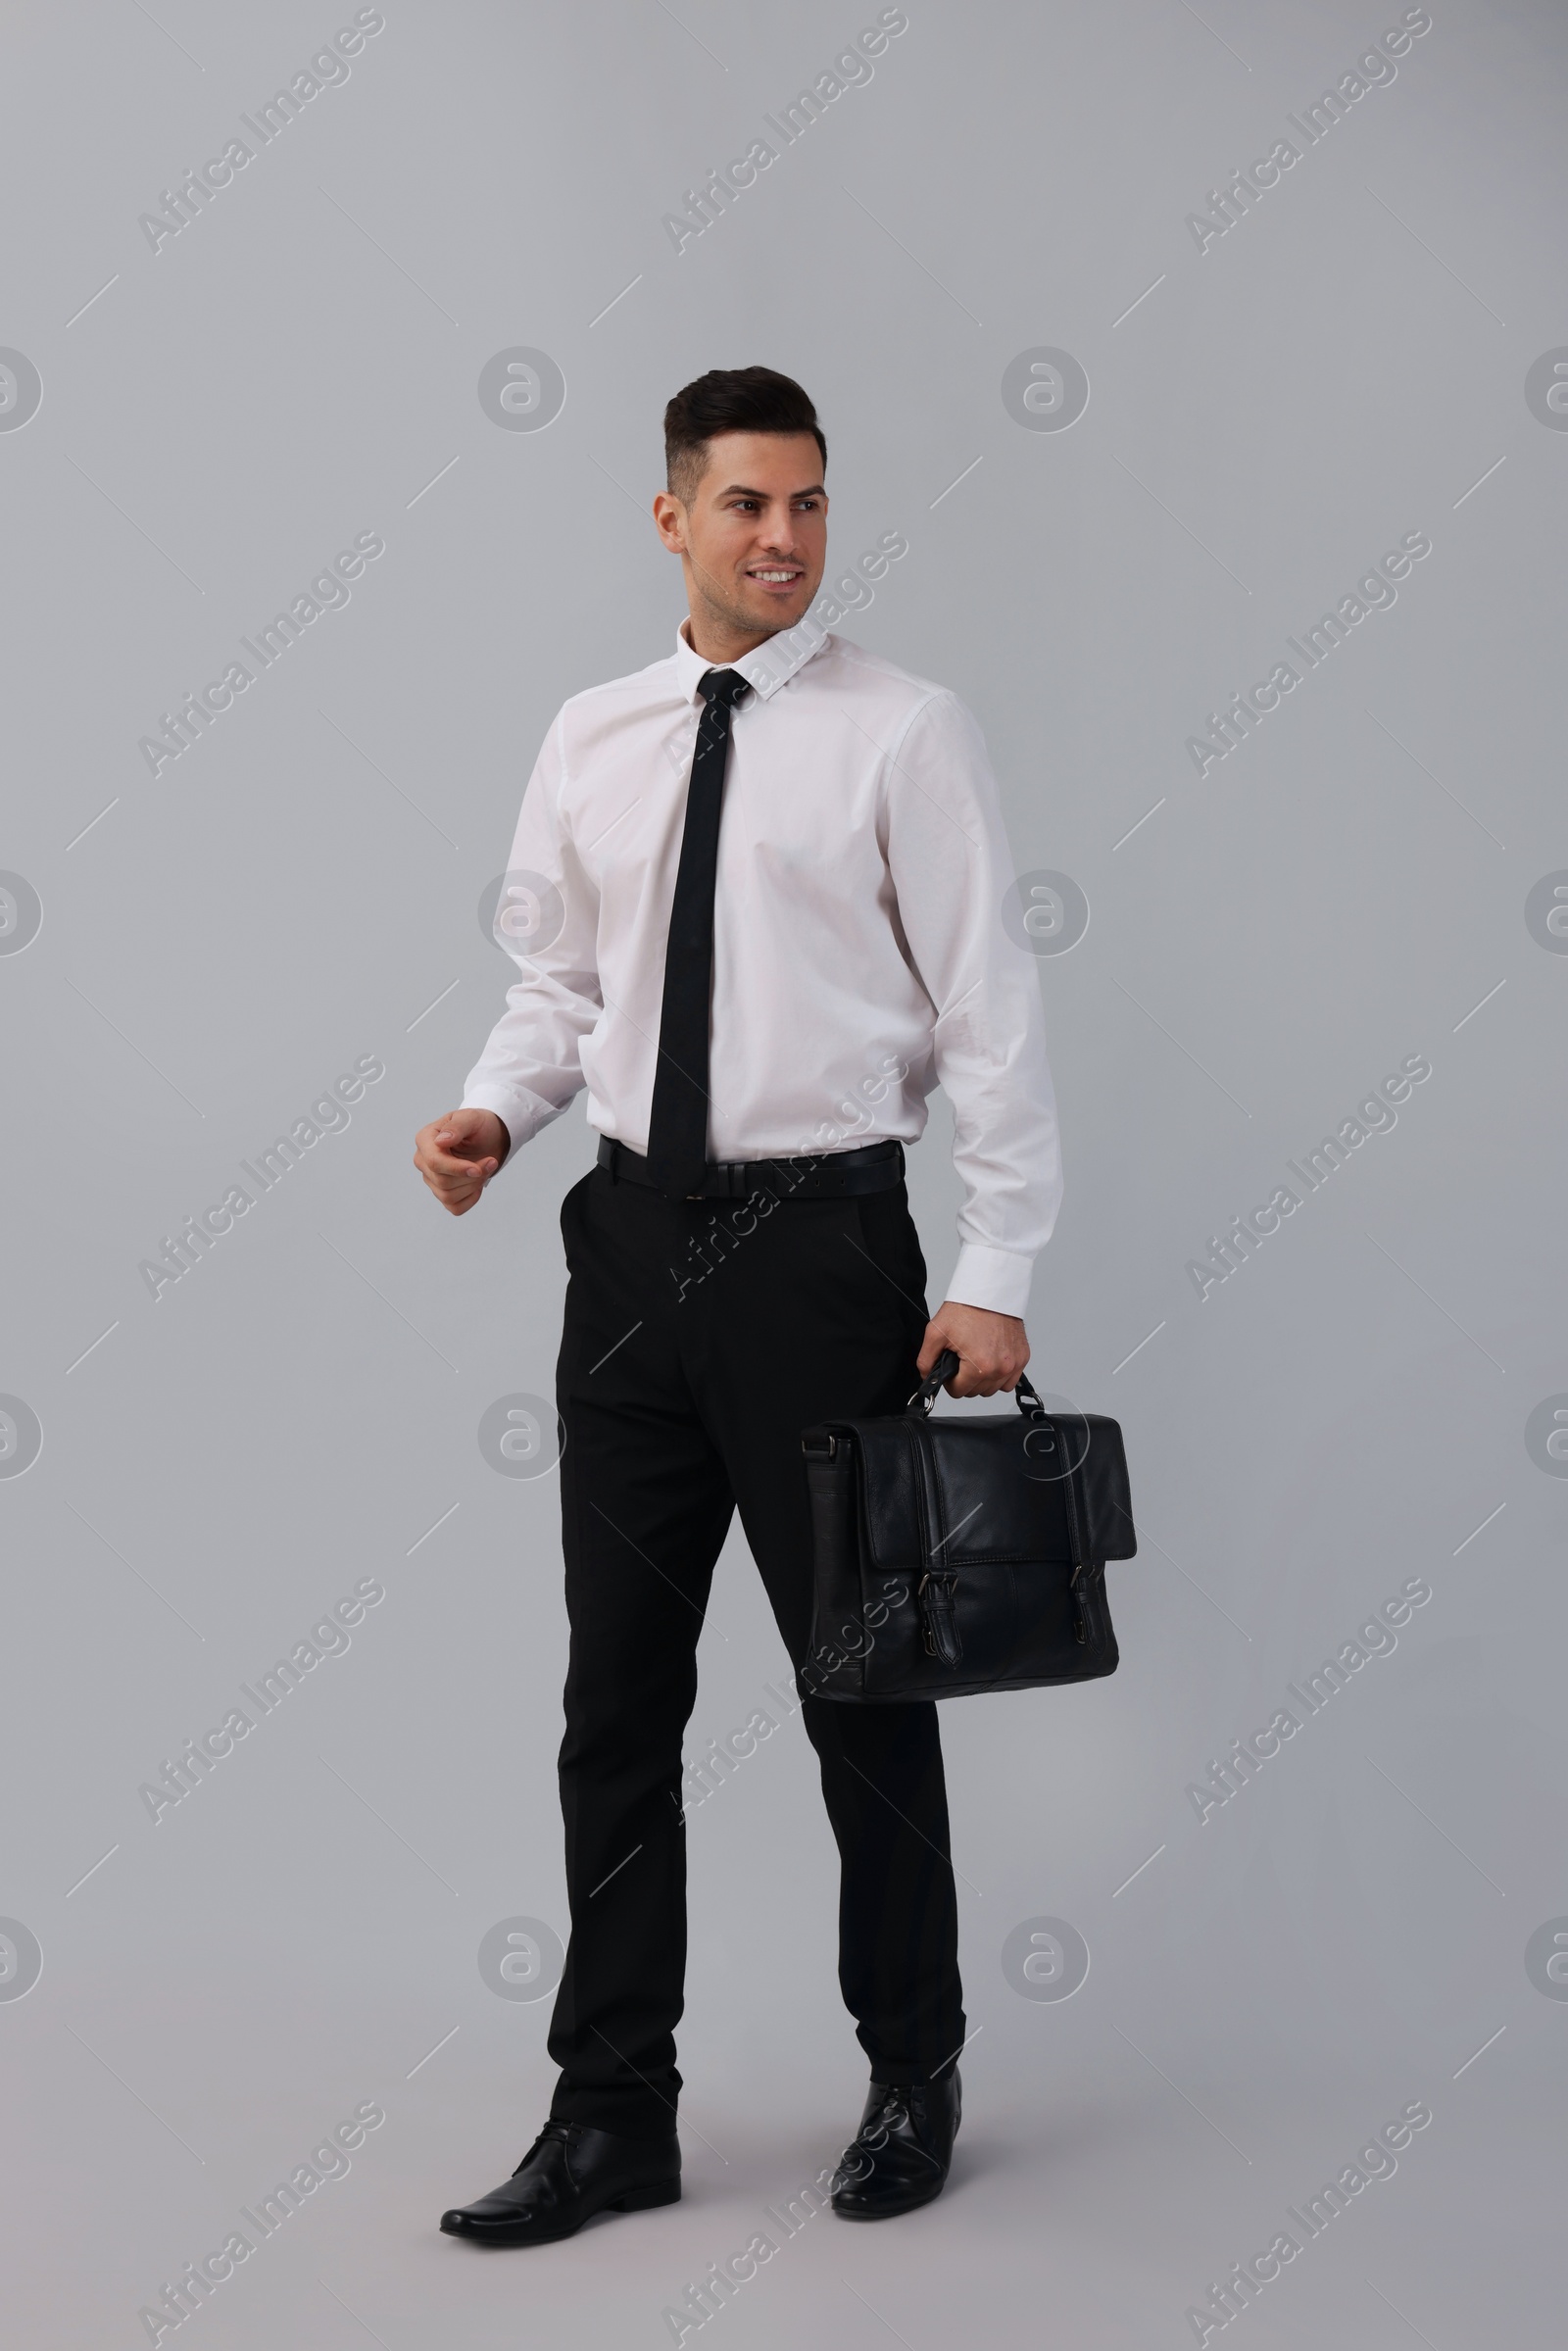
[711,481,827,501]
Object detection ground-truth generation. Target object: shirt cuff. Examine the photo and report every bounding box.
[942,1243,1034,1319]
[458,1090,523,1156]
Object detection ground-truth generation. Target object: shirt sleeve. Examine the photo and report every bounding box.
[460,710,602,1154]
[882,690,1063,1317]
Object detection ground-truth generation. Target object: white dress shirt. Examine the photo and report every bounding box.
[461,613,1062,1315]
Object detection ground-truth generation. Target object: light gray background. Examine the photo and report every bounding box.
[3,2,1564,2344]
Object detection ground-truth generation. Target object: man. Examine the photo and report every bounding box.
[415,367,1061,2245]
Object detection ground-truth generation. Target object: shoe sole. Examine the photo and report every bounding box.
[610,2180,683,2213]
[441,2177,680,2247]
[831,2175,948,2221]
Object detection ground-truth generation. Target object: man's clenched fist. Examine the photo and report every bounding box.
[916,1300,1030,1398]
[413,1106,511,1215]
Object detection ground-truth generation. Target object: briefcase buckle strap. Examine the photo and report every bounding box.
[917,1571,962,1667]
[1070,1560,1106,1647]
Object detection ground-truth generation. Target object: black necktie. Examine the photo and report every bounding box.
[645,666,752,1198]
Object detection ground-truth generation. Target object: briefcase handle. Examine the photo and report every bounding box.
[907,1350,1048,1418]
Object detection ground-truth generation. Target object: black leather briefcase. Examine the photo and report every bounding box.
[801,1351,1136,1702]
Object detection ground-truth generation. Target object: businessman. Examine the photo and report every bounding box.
[415,367,1061,2244]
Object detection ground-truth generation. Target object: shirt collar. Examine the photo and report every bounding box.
[674,613,831,706]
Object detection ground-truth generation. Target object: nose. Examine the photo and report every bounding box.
[755,510,800,556]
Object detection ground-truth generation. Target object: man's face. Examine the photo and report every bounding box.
[654,431,828,644]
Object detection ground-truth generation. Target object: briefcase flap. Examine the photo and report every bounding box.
[843,1410,1136,1571]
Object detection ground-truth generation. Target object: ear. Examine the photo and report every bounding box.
[652,490,688,553]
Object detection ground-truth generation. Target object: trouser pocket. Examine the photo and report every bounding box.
[851,1188,929,1319]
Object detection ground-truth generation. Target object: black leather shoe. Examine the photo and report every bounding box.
[831,2070,960,2220]
[440,2121,680,2246]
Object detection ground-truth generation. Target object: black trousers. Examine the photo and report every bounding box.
[545,1160,966,2137]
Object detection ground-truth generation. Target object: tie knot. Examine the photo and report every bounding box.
[699,667,752,710]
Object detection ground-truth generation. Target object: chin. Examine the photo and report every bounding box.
[745,595,812,631]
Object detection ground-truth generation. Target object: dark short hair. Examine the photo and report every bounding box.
[663,367,826,506]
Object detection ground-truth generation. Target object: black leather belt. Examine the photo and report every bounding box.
[596,1134,905,1200]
